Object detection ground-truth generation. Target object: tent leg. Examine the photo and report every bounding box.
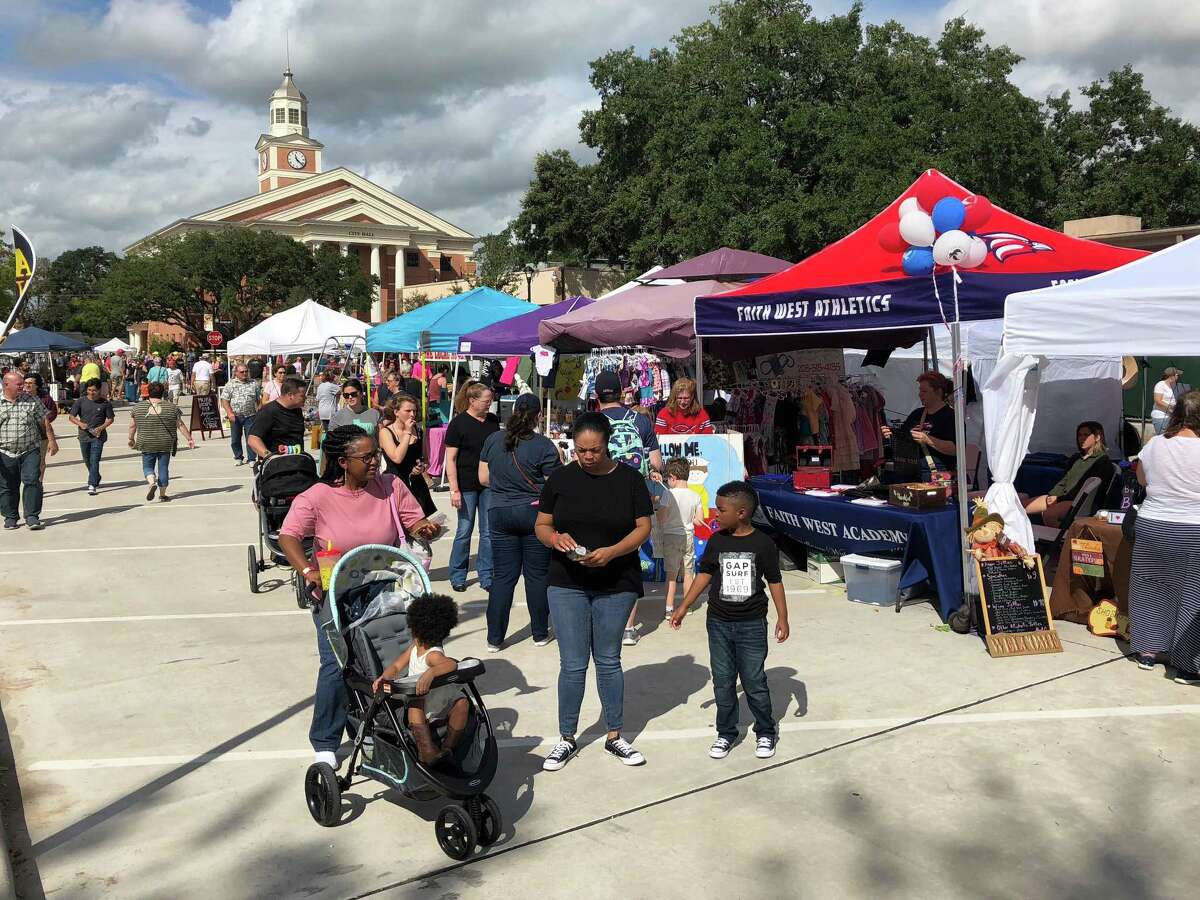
[440,360,462,489]
[928,327,940,373]
[695,339,704,401]
[950,321,973,627]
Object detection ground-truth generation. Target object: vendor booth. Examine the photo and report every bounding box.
[226,299,368,356]
[695,169,1145,622]
[457,296,593,357]
[1,327,91,402]
[366,288,536,354]
[94,337,136,354]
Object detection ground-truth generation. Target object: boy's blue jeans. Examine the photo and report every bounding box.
[707,616,776,742]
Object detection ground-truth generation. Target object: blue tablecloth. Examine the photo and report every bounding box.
[750,475,964,621]
[1014,460,1068,497]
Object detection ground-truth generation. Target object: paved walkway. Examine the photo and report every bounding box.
[0,400,1195,898]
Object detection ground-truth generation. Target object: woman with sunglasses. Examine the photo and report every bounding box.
[280,425,443,770]
[262,365,288,405]
[328,378,380,435]
[379,392,436,516]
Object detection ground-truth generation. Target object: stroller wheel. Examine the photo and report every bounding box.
[293,572,310,609]
[473,794,503,848]
[435,804,478,860]
[247,546,259,594]
[304,762,342,827]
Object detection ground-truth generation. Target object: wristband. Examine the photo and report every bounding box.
[301,566,315,577]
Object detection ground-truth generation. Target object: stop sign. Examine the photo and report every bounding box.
[206,331,223,348]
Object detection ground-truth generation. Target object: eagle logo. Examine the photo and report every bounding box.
[980,232,1054,263]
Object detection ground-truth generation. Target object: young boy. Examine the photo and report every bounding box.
[670,481,789,760]
[657,458,706,619]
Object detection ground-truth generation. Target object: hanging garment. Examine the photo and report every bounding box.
[828,381,861,473]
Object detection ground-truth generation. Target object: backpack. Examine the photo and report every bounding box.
[607,409,649,478]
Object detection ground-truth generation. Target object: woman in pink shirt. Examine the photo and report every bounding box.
[279,425,442,769]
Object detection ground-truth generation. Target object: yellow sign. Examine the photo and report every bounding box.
[13,248,31,296]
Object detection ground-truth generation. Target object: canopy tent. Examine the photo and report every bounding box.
[366,287,536,353]
[0,327,90,353]
[539,279,737,358]
[694,169,1146,354]
[227,299,368,356]
[643,247,790,282]
[983,234,1200,553]
[94,337,135,354]
[457,296,594,356]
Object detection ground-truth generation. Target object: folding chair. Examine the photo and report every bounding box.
[1031,476,1103,559]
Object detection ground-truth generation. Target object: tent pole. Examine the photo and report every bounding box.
[440,358,462,489]
[950,321,973,621]
[695,339,704,401]
[928,327,940,373]
[1139,357,1150,443]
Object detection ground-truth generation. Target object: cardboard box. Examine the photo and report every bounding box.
[806,552,844,584]
[888,482,949,509]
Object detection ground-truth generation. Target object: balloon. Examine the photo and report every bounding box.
[877,221,907,253]
[898,197,924,217]
[963,236,988,268]
[902,246,935,276]
[932,229,973,266]
[915,179,944,213]
[931,197,966,234]
[961,195,993,231]
[898,210,936,247]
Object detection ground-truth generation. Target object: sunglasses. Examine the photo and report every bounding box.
[342,391,359,398]
[345,450,381,465]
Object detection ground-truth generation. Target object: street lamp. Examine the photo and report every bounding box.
[523,264,535,302]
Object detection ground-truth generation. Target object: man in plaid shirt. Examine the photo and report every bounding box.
[1,371,59,530]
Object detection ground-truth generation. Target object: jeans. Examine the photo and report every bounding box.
[707,616,776,741]
[230,414,256,462]
[547,586,638,736]
[310,610,347,752]
[0,450,42,522]
[449,488,492,589]
[141,451,172,490]
[487,503,550,645]
[78,436,105,488]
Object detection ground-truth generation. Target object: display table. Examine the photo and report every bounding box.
[1048,516,1131,623]
[750,475,964,621]
[1014,458,1068,497]
[425,426,448,477]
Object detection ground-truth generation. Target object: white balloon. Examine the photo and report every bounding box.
[899,197,924,218]
[962,236,988,268]
[932,229,973,266]
[899,211,936,248]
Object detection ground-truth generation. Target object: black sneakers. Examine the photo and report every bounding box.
[604,736,645,766]
[542,737,579,772]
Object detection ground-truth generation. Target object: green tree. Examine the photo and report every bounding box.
[78,228,376,345]
[470,225,530,292]
[23,246,118,332]
[0,240,16,325]
[1045,65,1200,228]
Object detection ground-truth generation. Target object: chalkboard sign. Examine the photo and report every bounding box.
[976,556,1061,657]
[189,393,224,439]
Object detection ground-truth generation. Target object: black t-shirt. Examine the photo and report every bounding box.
[445,412,499,493]
[699,528,782,622]
[539,462,653,597]
[69,397,114,441]
[900,404,957,471]
[249,401,305,454]
[480,430,561,509]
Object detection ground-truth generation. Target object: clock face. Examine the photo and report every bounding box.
[287,150,307,170]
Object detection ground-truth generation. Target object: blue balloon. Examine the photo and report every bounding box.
[902,246,935,276]
[931,197,966,234]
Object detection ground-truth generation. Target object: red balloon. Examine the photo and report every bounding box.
[914,179,945,215]
[961,195,993,231]
[877,221,907,253]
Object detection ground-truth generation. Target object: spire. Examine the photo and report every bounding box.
[268,62,308,137]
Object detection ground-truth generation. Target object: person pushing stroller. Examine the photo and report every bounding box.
[372,593,470,764]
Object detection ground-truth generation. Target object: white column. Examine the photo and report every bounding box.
[339,242,349,256]
[369,244,382,323]
[394,245,407,314]
[428,250,442,281]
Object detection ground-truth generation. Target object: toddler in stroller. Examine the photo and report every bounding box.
[371,593,470,764]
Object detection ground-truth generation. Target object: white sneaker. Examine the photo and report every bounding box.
[486,643,501,653]
[709,737,733,759]
[533,636,552,647]
[622,628,639,646]
[755,736,777,759]
[313,750,338,769]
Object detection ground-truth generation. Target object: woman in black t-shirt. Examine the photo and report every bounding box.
[882,371,957,475]
[444,381,500,592]
[378,392,436,516]
[534,412,653,772]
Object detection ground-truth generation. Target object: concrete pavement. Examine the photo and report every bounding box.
[0,399,1196,899]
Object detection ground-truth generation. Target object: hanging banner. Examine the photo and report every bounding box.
[2,225,36,342]
[754,348,845,384]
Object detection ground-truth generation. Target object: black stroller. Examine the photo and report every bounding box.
[248,453,319,602]
[306,544,502,860]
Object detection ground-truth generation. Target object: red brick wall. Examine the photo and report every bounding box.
[224,179,348,222]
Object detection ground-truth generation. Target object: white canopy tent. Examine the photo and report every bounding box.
[983,237,1200,551]
[94,337,135,353]
[226,299,368,356]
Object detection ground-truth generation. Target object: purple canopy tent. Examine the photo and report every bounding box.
[457,295,594,356]
[538,279,738,358]
[640,247,790,282]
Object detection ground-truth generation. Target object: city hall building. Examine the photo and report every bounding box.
[128,68,476,345]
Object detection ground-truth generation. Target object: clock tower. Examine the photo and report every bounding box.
[255,68,324,193]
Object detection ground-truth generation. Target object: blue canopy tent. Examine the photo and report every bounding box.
[366,287,537,353]
[0,327,90,353]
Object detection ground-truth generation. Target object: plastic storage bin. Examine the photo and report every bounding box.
[841,554,903,606]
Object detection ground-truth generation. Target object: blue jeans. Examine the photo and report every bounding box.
[141,451,172,490]
[449,488,492,589]
[547,586,638,736]
[707,616,776,742]
[78,436,105,488]
[310,610,346,752]
[230,414,256,461]
[0,449,42,522]
[487,502,550,645]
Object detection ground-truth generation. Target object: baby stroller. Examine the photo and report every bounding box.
[248,453,319,602]
[306,544,501,860]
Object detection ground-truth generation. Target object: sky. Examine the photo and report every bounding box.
[3,0,1199,258]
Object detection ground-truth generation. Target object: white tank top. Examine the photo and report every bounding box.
[407,645,443,678]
